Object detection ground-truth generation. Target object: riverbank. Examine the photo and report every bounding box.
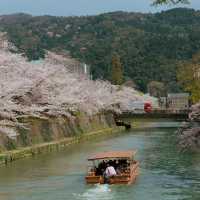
[0,126,123,166]
[0,112,125,165]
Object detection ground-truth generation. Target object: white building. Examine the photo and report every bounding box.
[159,93,190,110]
[167,93,189,110]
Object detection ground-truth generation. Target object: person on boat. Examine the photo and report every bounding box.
[104,163,117,183]
[97,160,106,175]
[95,166,103,176]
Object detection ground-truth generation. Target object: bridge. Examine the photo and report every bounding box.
[119,109,189,120]
[115,109,189,129]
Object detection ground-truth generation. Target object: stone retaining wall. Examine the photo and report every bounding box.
[0,112,122,165]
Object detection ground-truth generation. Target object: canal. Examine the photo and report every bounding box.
[0,120,200,200]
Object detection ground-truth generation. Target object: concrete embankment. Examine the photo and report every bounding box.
[0,112,123,165]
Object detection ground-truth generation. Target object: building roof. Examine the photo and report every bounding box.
[88,150,136,161]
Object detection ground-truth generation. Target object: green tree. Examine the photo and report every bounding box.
[148,81,167,97]
[153,0,189,5]
[111,54,123,85]
[177,52,200,103]
[1,7,196,92]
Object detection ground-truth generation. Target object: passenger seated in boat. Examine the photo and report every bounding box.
[99,160,106,170]
[110,159,118,169]
[95,166,102,176]
[96,160,107,176]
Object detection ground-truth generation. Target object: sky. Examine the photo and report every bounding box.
[0,0,200,16]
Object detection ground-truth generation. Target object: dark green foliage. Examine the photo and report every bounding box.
[111,54,123,85]
[153,0,189,4]
[5,138,17,150]
[0,8,199,91]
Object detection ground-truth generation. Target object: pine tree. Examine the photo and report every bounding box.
[111,54,123,85]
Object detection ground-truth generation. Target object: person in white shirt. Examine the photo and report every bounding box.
[105,163,117,178]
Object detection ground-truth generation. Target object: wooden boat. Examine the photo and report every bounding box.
[85,150,139,185]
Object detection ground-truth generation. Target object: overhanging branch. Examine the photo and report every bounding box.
[153,0,189,5]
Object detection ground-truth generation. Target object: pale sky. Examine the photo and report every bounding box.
[0,0,199,16]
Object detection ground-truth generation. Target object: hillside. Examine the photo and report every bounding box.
[1,8,200,91]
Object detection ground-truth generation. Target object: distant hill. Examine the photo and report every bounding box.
[1,8,200,92]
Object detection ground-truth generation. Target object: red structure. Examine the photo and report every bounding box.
[144,102,152,113]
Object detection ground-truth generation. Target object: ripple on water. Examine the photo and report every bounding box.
[73,184,113,200]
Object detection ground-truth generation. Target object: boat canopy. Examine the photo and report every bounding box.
[88,150,136,161]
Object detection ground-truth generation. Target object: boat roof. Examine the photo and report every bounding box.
[88,150,136,161]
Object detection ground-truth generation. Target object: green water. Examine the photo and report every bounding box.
[0,121,200,200]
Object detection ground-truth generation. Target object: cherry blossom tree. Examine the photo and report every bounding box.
[0,33,154,139]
